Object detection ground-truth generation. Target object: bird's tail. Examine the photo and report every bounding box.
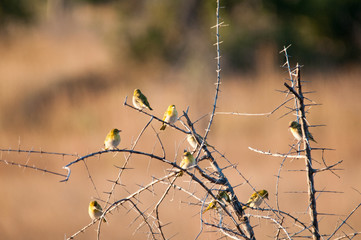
[160,124,166,130]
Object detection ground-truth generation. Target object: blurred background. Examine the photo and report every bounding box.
[0,0,360,239]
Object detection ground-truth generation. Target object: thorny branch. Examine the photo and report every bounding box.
[328,203,361,239]
[284,65,320,240]
[248,147,307,159]
[0,148,78,157]
[154,177,177,240]
[0,159,67,177]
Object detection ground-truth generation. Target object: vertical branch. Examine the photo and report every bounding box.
[203,0,222,143]
[296,65,320,240]
[210,3,255,238]
[284,65,320,240]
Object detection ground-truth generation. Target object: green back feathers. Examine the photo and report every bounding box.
[248,190,268,202]
[257,189,269,199]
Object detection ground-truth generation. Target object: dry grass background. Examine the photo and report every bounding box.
[0,5,360,240]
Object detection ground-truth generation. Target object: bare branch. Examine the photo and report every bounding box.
[314,160,343,173]
[284,64,320,240]
[66,220,99,240]
[0,159,67,177]
[248,147,307,159]
[327,203,361,239]
[333,232,361,240]
[215,98,293,117]
[248,214,291,240]
[0,148,78,157]
[154,177,177,240]
[203,0,222,152]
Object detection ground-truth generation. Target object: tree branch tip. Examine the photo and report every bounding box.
[60,166,70,182]
[184,106,190,115]
[279,44,292,54]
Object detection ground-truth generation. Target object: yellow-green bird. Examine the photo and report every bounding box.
[187,133,211,150]
[177,151,196,177]
[104,128,121,150]
[160,105,178,130]
[243,190,269,210]
[203,190,230,214]
[289,121,316,143]
[89,200,107,222]
[133,89,153,111]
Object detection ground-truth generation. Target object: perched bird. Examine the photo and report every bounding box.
[160,105,178,130]
[133,89,153,111]
[89,200,107,222]
[203,190,230,214]
[187,133,211,150]
[243,190,269,210]
[104,128,121,150]
[289,121,316,143]
[177,151,196,177]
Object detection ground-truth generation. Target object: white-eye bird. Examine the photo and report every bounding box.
[289,121,316,143]
[89,200,107,222]
[160,105,178,130]
[243,190,269,210]
[104,128,121,150]
[177,151,195,177]
[133,89,153,110]
[203,190,230,214]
